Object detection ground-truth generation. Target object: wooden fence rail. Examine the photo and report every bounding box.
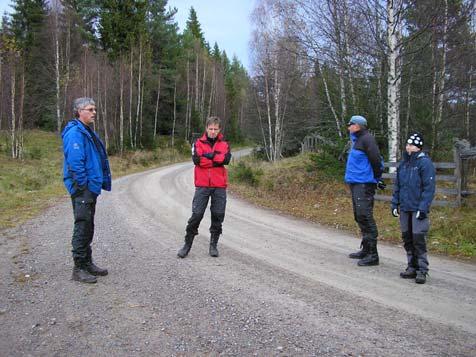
[301,135,474,207]
[375,148,462,207]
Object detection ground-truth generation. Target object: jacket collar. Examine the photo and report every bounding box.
[403,151,425,161]
[199,132,223,143]
[350,128,366,141]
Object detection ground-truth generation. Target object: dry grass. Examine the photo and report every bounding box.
[0,130,188,230]
[229,154,476,260]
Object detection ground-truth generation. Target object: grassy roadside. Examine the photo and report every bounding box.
[0,130,189,230]
[228,153,476,260]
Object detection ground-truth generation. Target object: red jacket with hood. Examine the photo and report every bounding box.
[192,133,231,188]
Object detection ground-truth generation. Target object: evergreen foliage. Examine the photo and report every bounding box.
[0,0,250,155]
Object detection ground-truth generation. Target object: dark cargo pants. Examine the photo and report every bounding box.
[71,189,97,267]
[349,183,378,243]
[185,187,227,237]
[400,211,430,273]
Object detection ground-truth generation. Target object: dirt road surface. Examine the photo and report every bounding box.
[1,150,475,356]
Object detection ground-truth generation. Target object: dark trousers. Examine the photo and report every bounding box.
[349,183,378,242]
[400,211,430,273]
[71,190,97,266]
[186,187,227,237]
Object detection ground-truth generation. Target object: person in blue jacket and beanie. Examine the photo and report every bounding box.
[345,115,386,266]
[391,132,435,284]
[62,97,112,284]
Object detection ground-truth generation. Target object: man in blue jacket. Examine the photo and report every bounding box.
[62,97,112,283]
[391,132,435,284]
[345,115,385,266]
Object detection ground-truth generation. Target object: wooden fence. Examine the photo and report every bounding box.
[301,134,475,207]
[375,148,462,207]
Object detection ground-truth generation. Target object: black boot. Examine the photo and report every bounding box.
[400,268,417,279]
[85,261,108,276]
[357,240,379,266]
[72,265,97,283]
[209,235,220,257]
[415,270,427,284]
[177,234,194,258]
[349,240,368,259]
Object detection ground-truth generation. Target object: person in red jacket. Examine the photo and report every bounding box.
[177,116,232,258]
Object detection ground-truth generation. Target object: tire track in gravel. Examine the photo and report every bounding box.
[125,152,476,335]
[1,149,475,356]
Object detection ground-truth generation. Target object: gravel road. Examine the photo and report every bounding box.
[1,150,475,356]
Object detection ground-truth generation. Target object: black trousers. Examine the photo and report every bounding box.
[185,187,227,237]
[349,183,378,243]
[71,190,97,266]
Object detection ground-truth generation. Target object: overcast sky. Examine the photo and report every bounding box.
[0,0,255,70]
[168,0,255,70]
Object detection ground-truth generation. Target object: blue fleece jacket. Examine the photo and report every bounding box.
[62,119,111,196]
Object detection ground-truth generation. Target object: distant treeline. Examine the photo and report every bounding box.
[246,0,475,162]
[0,0,249,158]
[1,0,475,163]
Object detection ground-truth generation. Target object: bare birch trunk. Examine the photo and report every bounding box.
[10,63,16,159]
[264,69,274,161]
[386,0,402,166]
[134,41,142,148]
[201,60,206,121]
[0,49,3,130]
[208,66,215,118]
[153,69,161,141]
[375,0,384,132]
[139,80,145,147]
[273,64,281,160]
[18,71,25,159]
[465,66,472,139]
[432,0,448,150]
[129,47,134,148]
[102,62,109,150]
[172,79,177,147]
[195,52,199,109]
[316,59,342,138]
[54,7,62,133]
[342,0,356,110]
[330,0,347,119]
[377,60,384,132]
[120,60,124,154]
[62,25,71,124]
[404,65,413,144]
[254,90,270,160]
[185,59,190,140]
[339,68,347,119]
[96,65,101,135]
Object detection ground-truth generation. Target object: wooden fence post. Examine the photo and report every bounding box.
[454,146,462,206]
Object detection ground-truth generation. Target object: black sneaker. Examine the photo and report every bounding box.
[415,271,427,284]
[400,268,417,279]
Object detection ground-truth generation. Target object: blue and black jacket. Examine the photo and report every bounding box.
[391,151,436,213]
[345,129,383,184]
[62,119,112,196]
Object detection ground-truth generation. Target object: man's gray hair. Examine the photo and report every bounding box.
[206,116,221,128]
[73,97,95,118]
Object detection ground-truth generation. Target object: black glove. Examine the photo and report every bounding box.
[391,207,399,217]
[203,152,215,160]
[416,211,427,220]
[377,179,386,190]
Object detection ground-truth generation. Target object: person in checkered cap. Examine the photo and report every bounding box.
[391,132,436,284]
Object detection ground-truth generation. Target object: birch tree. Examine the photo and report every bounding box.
[386,0,404,165]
